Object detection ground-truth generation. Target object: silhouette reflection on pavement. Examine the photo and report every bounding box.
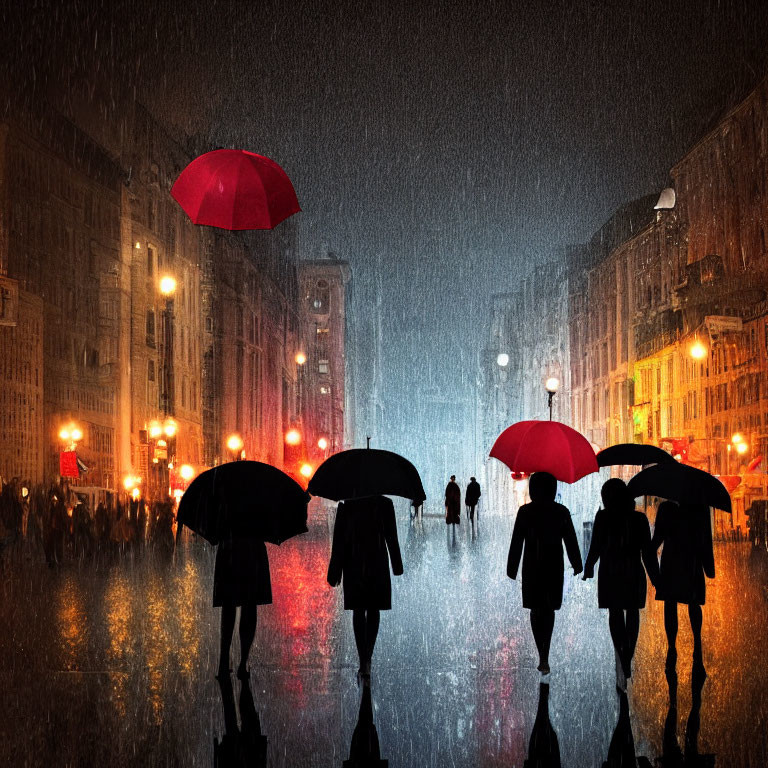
[524,682,560,768]
[215,675,267,767]
[343,680,387,767]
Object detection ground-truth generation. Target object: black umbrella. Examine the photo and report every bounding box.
[627,462,732,512]
[177,461,309,545]
[307,449,426,503]
[597,443,676,468]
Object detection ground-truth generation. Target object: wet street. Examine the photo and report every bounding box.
[1,501,767,767]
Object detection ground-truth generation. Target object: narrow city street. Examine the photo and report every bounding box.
[0,500,765,767]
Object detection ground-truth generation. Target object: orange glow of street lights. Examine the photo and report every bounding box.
[59,423,83,447]
[285,429,301,446]
[159,275,177,296]
[736,442,749,455]
[179,464,195,482]
[690,341,707,360]
[148,420,163,439]
[299,463,313,478]
[226,434,244,453]
[317,437,328,451]
[163,418,177,437]
[295,352,307,365]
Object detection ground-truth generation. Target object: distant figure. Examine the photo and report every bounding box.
[583,478,659,689]
[465,477,481,521]
[652,501,715,679]
[445,475,461,526]
[507,472,582,674]
[328,495,403,682]
[214,535,272,680]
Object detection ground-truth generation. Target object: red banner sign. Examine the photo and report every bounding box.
[59,451,80,478]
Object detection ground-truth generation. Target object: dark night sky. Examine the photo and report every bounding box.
[6,0,768,470]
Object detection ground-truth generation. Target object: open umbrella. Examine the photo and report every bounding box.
[626,462,732,512]
[597,443,676,467]
[171,149,300,230]
[489,420,598,484]
[307,449,426,503]
[177,461,310,545]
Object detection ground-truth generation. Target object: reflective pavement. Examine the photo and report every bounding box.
[0,500,766,766]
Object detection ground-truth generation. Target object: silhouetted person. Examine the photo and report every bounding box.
[343,681,388,767]
[465,477,481,521]
[214,535,272,680]
[507,472,582,674]
[328,495,403,682]
[602,690,653,767]
[523,683,560,768]
[214,673,267,767]
[445,475,461,526]
[651,501,715,679]
[583,478,660,689]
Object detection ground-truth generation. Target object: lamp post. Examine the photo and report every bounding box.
[545,377,559,421]
[226,433,244,461]
[159,276,177,418]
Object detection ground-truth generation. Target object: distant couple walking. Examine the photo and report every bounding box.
[445,475,481,524]
[508,471,714,686]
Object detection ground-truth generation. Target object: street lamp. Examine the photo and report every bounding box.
[317,437,328,451]
[226,433,244,460]
[159,276,176,417]
[285,429,301,446]
[299,463,313,479]
[690,340,707,360]
[59,422,83,451]
[496,353,509,367]
[545,377,559,421]
[295,352,307,365]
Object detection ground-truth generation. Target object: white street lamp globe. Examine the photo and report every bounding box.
[496,353,509,367]
[545,377,560,394]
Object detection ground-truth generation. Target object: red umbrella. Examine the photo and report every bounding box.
[489,420,599,484]
[171,149,300,230]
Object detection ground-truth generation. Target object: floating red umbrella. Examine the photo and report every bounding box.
[489,420,599,484]
[171,149,300,230]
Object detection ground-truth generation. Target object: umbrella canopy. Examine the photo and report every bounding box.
[307,449,426,503]
[597,443,676,467]
[177,461,310,545]
[171,149,300,230]
[489,420,598,484]
[626,462,732,512]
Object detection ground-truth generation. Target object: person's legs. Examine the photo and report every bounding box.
[365,609,380,670]
[608,607,628,678]
[530,608,555,673]
[237,602,258,678]
[218,604,236,677]
[353,609,367,671]
[625,608,640,678]
[663,600,679,675]
[688,603,704,673]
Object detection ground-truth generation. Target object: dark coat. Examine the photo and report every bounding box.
[651,502,715,605]
[327,496,403,610]
[507,500,582,610]
[445,481,461,524]
[583,507,659,609]
[213,537,272,607]
[465,480,481,507]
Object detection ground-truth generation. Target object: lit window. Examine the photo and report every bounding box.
[320,386,330,395]
[318,359,329,374]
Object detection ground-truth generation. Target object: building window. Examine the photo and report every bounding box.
[320,386,330,395]
[148,359,155,382]
[147,246,156,276]
[318,359,329,374]
[205,316,213,333]
[146,309,156,347]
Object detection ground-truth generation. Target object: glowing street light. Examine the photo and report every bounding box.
[731,433,743,444]
[59,422,83,450]
[179,464,195,482]
[690,341,707,360]
[226,433,244,457]
[163,418,177,437]
[285,429,301,446]
[159,275,177,297]
[299,463,313,478]
[317,437,328,451]
[496,353,509,367]
[735,442,749,455]
[295,352,307,365]
[545,377,559,421]
[149,420,163,439]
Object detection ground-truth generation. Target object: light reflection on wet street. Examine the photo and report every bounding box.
[0,501,766,766]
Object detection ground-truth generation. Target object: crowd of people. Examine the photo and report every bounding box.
[0,476,177,565]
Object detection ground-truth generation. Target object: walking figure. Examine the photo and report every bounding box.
[465,477,481,521]
[214,533,272,680]
[651,501,715,679]
[328,495,403,683]
[583,478,659,690]
[507,472,582,674]
[445,475,461,526]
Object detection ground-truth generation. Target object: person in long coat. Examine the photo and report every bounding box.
[327,495,403,682]
[507,471,582,674]
[651,500,715,678]
[445,476,461,526]
[214,534,272,680]
[465,477,481,521]
[583,478,659,687]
